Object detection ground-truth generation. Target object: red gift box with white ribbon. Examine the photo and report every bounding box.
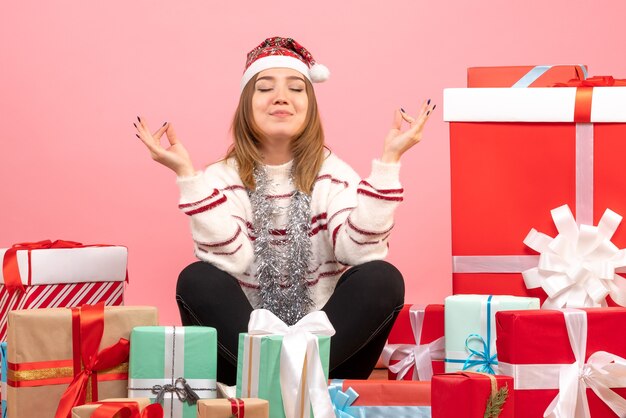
[382,304,444,381]
[496,307,626,417]
[445,75,626,307]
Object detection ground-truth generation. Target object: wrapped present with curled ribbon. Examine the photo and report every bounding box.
[445,71,626,303]
[0,240,128,342]
[444,295,539,374]
[236,309,334,418]
[197,397,269,418]
[328,379,432,417]
[496,307,626,417]
[127,326,217,418]
[382,304,444,381]
[431,371,514,418]
[71,398,161,418]
[5,303,158,418]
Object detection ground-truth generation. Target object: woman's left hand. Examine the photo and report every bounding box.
[381,100,435,163]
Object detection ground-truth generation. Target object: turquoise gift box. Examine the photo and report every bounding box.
[236,333,331,418]
[444,294,539,374]
[1,341,6,418]
[128,326,217,418]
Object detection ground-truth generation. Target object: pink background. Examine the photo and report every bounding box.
[2,0,624,325]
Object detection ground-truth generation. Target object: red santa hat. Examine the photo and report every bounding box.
[240,37,330,91]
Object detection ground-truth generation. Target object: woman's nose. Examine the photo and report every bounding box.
[272,86,289,104]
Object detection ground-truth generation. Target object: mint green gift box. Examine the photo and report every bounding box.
[236,333,331,418]
[128,326,217,418]
[444,294,539,374]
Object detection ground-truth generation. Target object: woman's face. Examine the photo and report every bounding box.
[252,67,309,142]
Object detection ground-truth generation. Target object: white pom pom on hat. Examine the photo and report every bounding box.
[240,37,330,91]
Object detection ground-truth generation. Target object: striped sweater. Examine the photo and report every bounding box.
[176,152,403,312]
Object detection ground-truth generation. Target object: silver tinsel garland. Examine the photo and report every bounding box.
[249,165,314,325]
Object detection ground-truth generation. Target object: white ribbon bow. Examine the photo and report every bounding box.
[544,309,626,418]
[381,305,445,381]
[248,309,336,418]
[522,205,626,308]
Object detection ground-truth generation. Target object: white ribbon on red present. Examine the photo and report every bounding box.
[499,309,626,418]
[522,205,626,308]
[247,309,335,418]
[381,305,445,381]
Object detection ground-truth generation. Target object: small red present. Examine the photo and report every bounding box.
[382,304,444,380]
[467,65,587,88]
[431,372,514,418]
[329,379,431,417]
[496,307,626,417]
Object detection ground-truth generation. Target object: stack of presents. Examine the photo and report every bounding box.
[2,64,626,417]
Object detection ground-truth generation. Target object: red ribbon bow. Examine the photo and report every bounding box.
[229,398,246,418]
[2,240,84,293]
[553,75,626,87]
[90,402,164,418]
[2,240,128,294]
[552,76,626,122]
[54,303,131,418]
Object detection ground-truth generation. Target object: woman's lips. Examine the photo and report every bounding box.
[270,111,292,117]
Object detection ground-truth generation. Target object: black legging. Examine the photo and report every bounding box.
[175,260,405,385]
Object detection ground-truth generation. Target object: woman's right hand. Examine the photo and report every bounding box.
[134,116,196,177]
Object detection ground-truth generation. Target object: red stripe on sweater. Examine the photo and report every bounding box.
[178,189,220,209]
[359,180,404,194]
[347,217,394,236]
[357,189,403,201]
[349,236,381,246]
[328,207,354,226]
[267,192,295,199]
[312,213,327,223]
[232,215,254,231]
[195,226,242,248]
[223,185,246,192]
[315,174,349,187]
[185,195,227,215]
[214,244,243,256]
[332,224,342,247]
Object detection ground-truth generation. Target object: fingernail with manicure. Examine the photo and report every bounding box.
[433,104,437,110]
[162,122,167,127]
[137,116,141,123]
[427,110,431,116]
[133,123,137,128]
[427,99,431,105]
[400,108,406,113]
[135,134,140,138]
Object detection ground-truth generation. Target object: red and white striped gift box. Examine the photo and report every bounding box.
[0,244,127,341]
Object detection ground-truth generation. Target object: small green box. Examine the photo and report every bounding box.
[128,326,217,418]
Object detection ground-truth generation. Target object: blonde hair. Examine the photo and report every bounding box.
[226,74,326,194]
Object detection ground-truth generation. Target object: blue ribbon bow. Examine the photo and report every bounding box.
[329,381,360,418]
[462,333,498,374]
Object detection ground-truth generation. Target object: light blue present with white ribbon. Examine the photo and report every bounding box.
[444,294,539,374]
[1,342,6,418]
[328,380,431,418]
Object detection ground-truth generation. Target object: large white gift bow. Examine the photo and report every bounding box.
[248,309,336,418]
[499,309,626,418]
[381,305,444,380]
[522,205,626,308]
